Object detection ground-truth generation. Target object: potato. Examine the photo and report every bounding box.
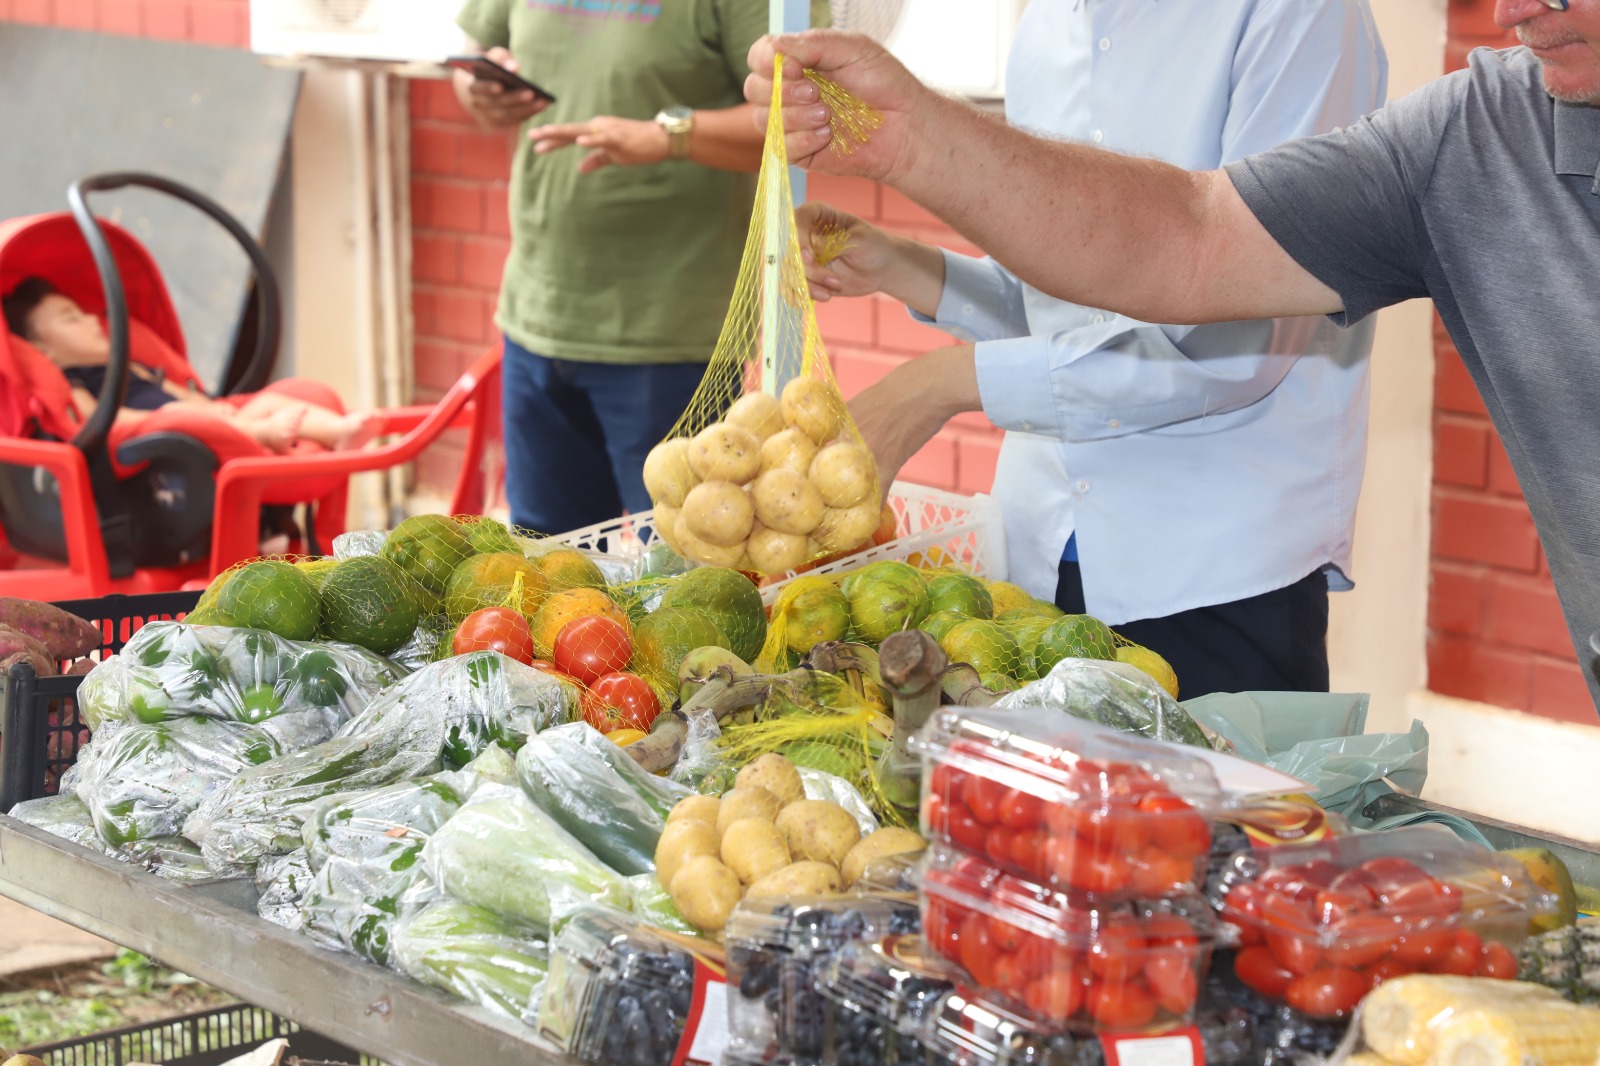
[668,794,722,827]
[643,438,697,508]
[809,441,876,508]
[721,817,792,884]
[716,786,783,836]
[653,504,682,550]
[725,393,785,442]
[3,1057,48,1066]
[682,481,755,548]
[775,800,862,867]
[655,817,721,889]
[670,855,743,933]
[781,378,843,445]
[759,427,820,476]
[674,521,747,568]
[751,468,825,537]
[746,861,844,900]
[814,500,881,553]
[840,827,927,887]
[736,753,805,807]
[689,423,762,485]
[746,523,811,574]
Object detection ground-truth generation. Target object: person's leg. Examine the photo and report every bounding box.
[234,392,377,449]
[577,360,717,516]
[500,336,623,534]
[1055,564,1330,698]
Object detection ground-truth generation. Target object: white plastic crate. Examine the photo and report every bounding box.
[546,481,1009,603]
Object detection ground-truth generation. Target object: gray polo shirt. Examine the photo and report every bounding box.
[1226,46,1600,712]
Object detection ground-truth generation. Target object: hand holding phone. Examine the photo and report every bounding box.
[446,53,557,104]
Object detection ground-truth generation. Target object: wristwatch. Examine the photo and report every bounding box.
[655,106,694,160]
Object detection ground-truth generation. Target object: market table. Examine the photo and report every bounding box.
[0,814,566,1066]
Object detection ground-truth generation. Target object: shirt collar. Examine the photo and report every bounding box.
[1552,99,1600,191]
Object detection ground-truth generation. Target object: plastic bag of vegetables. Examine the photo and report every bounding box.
[77,622,404,733]
[422,784,631,934]
[256,848,314,931]
[183,653,579,872]
[515,723,690,877]
[8,794,217,884]
[392,899,549,1019]
[995,656,1226,750]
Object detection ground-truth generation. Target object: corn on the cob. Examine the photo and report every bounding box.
[1429,1000,1600,1066]
[1361,975,1565,1063]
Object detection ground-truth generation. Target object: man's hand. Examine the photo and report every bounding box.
[454,47,549,130]
[848,344,980,495]
[530,116,672,173]
[745,30,930,182]
[796,203,896,300]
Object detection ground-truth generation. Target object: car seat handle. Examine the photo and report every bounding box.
[66,172,283,457]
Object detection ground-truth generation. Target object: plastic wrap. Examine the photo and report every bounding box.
[816,936,955,1066]
[71,716,280,845]
[1334,973,1600,1066]
[8,794,219,885]
[256,848,313,931]
[422,784,631,934]
[77,622,403,733]
[996,657,1220,750]
[624,874,697,937]
[121,835,213,884]
[392,899,550,1020]
[7,794,120,857]
[515,722,689,876]
[798,766,880,840]
[726,896,921,1065]
[332,530,387,559]
[914,705,1221,898]
[669,706,739,795]
[183,653,579,871]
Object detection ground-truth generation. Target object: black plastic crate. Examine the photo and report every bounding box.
[0,591,200,811]
[19,1002,370,1065]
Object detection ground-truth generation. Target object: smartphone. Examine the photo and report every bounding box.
[444,55,557,104]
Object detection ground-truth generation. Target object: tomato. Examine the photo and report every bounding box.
[1144,953,1198,1016]
[1015,934,1063,980]
[960,911,1000,987]
[1089,916,1148,983]
[929,763,970,803]
[1284,966,1368,1019]
[581,671,661,734]
[1430,930,1483,977]
[1135,793,1211,859]
[1127,847,1195,898]
[1087,978,1158,1031]
[1010,829,1049,881]
[1025,970,1088,1022]
[991,951,1025,992]
[984,825,1017,866]
[988,914,1027,954]
[948,806,989,854]
[925,898,964,961]
[1261,894,1321,975]
[1385,876,1460,920]
[924,795,951,836]
[963,774,1009,825]
[1313,888,1373,927]
[1327,868,1381,902]
[453,607,535,664]
[1222,882,1267,946]
[1259,860,1340,902]
[1234,945,1295,999]
[1266,930,1323,976]
[1140,915,1199,949]
[1360,958,1410,991]
[1477,941,1518,980]
[1078,803,1149,854]
[1391,929,1453,967]
[1321,913,1397,969]
[998,788,1044,830]
[552,615,632,685]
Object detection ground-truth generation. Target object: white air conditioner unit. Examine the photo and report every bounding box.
[250,0,469,63]
[882,0,1029,101]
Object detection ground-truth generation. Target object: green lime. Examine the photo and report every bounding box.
[320,556,422,656]
[659,567,767,662]
[216,560,322,641]
[381,514,472,599]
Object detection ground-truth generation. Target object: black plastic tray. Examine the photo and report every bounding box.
[20,1002,367,1065]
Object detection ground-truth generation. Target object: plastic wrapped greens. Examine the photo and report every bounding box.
[77,622,403,733]
[183,653,579,872]
[298,775,467,966]
[515,723,689,876]
[422,784,631,934]
[71,716,280,845]
[7,794,120,857]
[120,835,213,884]
[393,899,549,1020]
[995,656,1221,750]
[257,848,313,931]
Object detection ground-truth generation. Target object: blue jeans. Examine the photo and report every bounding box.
[501,336,713,535]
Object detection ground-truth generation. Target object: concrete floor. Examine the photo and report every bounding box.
[0,896,115,978]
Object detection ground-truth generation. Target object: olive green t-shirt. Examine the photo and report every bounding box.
[458,0,824,365]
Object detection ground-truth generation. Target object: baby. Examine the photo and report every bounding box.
[3,276,376,453]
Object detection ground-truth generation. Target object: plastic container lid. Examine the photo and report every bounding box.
[856,850,927,896]
[920,990,1073,1066]
[820,935,957,1034]
[726,896,922,957]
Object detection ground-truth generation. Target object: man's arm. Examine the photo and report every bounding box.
[530,104,764,174]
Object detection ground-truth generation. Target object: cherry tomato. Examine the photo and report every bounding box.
[1144,953,1199,1016]
[999,788,1044,830]
[1141,915,1199,949]
[1477,941,1518,980]
[1266,930,1323,976]
[925,898,964,961]
[1010,829,1049,881]
[988,914,1027,954]
[924,795,951,837]
[1025,970,1088,1022]
[1327,868,1381,903]
[1284,966,1368,1019]
[1261,894,1321,975]
[1079,802,1149,854]
[1385,876,1460,920]
[948,806,989,854]
[984,825,1017,866]
[1234,945,1295,1000]
[960,911,1000,987]
[1127,847,1194,898]
[552,615,632,685]
[1045,832,1089,885]
[1391,929,1454,967]
[581,671,660,733]
[1361,958,1411,991]
[1079,849,1134,895]
[1087,978,1158,1031]
[1223,882,1268,946]
[1259,860,1340,902]
[1015,934,1063,980]
[929,763,971,803]
[1430,930,1483,977]
[1089,916,1148,983]
[1136,793,1211,859]
[1321,913,1397,969]
[963,775,1009,825]
[991,951,1025,992]
[452,607,535,664]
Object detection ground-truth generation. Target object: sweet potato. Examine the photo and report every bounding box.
[0,597,100,660]
[0,625,56,677]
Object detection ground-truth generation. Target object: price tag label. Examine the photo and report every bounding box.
[677,972,730,1066]
[1101,1028,1202,1066]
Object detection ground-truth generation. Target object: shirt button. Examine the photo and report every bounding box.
[1077,480,1091,493]
[1020,421,1034,432]
[1107,419,1121,430]
[962,304,975,315]
[1091,130,1104,144]
[1091,313,1106,324]
[1098,37,1111,51]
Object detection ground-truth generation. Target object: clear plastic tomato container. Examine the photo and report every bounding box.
[725,896,922,1065]
[914,707,1223,899]
[920,847,1216,1034]
[1208,826,1560,1020]
[817,935,957,1066]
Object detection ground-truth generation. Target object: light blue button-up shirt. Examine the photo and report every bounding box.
[922,0,1388,624]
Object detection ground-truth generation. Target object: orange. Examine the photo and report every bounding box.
[608,728,649,747]
[535,547,607,592]
[531,587,631,657]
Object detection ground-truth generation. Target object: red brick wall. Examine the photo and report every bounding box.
[0,0,249,45]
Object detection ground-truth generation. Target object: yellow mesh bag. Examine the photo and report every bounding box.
[642,61,885,576]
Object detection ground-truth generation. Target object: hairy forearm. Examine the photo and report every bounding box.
[689,105,765,172]
[879,236,946,320]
